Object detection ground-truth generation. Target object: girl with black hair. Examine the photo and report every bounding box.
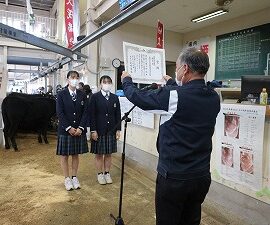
[89,75,121,185]
[56,70,89,191]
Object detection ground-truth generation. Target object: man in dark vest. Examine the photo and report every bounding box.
[121,47,220,225]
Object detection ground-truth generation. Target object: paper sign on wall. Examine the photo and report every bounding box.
[215,104,266,190]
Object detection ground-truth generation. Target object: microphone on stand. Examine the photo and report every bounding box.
[140,83,159,91]
[110,82,158,225]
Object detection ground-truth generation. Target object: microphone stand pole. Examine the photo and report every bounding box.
[110,104,136,225]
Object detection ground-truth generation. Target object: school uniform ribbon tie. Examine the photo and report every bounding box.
[105,93,109,100]
[71,92,76,101]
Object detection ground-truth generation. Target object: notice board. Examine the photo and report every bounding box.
[119,97,155,129]
[215,23,270,80]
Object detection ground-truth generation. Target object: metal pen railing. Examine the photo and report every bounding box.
[0,10,57,39]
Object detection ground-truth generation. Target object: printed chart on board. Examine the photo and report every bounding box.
[119,97,154,129]
[215,104,266,190]
[123,42,166,84]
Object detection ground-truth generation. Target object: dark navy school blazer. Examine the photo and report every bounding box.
[56,88,88,135]
[89,91,121,136]
[122,76,220,180]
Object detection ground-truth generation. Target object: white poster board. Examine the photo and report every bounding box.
[123,42,166,84]
[132,107,154,129]
[119,96,134,123]
[215,104,266,190]
[119,97,154,129]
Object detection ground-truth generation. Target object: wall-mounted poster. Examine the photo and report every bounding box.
[215,104,266,190]
[185,36,210,54]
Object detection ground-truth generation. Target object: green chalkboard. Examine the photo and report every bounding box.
[215,23,270,80]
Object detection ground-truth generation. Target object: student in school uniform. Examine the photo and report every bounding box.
[89,75,121,185]
[78,82,84,91]
[56,70,89,191]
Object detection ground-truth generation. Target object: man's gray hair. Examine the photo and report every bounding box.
[177,47,210,75]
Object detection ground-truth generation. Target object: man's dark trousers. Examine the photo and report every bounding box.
[155,173,211,225]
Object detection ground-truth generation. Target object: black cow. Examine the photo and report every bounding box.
[2,93,56,151]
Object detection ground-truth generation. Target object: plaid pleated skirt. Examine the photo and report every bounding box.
[56,134,89,155]
[90,134,117,155]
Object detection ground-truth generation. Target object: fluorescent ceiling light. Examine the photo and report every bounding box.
[192,9,228,23]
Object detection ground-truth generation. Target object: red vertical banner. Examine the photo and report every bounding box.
[65,0,74,48]
[156,20,164,49]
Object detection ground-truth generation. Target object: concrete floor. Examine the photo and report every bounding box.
[0,135,253,225]
[113,156,251,225]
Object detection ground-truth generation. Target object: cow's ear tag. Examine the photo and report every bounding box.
[81,101,84,105]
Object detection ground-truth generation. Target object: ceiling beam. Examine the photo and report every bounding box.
[29,2,54,9]
[35,0,165,79]
[8,69,39,73]
[0,23,87,59]
[36,57,72,79]
[7,56,54,66]
[0,23,73,58]
[72,0,165,52]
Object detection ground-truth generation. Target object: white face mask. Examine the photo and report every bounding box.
[175,65,184,86]
[175,72,182,86]
[102,84,112,92]
[69,79,79,87]
[175,77,182,86]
